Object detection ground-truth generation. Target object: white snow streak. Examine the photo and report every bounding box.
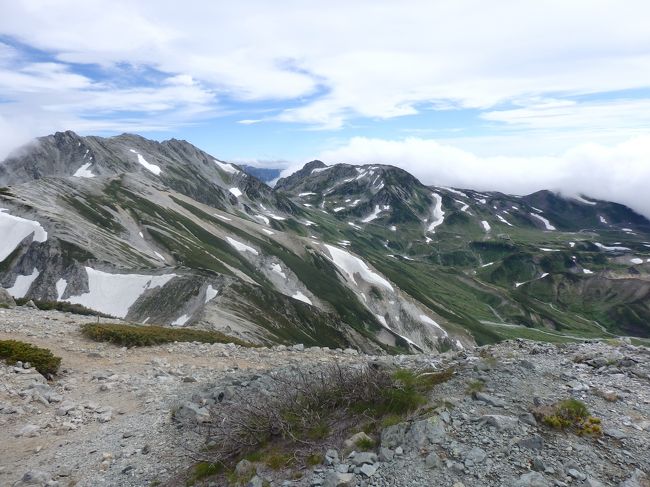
[419,314,448,336]
[427,193,445,233]
[226,237,258,255]
[481,220,491,232]
[214,159,238,174]
[292,291,312,304]
[497,214,513,227]
[129,149,161,175]
[229,187,243,198]
[324,244,393,291]
[0,209,48,262]
[530,213,556,230]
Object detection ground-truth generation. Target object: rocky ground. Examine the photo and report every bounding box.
[1,306,649,487]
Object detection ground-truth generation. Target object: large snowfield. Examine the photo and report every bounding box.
[0,209,48,262]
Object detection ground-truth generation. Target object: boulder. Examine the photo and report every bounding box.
[513,472,551,487]
[0,287,15,308]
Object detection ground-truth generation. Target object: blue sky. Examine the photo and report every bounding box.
[1,1,650,216]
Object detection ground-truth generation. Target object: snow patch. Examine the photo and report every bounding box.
[262,229,275,235]
[55,278,67,300]
[497,214,513,227]
[361,205,382,223]
[0,209,48,262]
[583,269,594,274]
[595,242,631,252]
[271,263,287,279]
[154,251,165,261]
[67,267,176,318]
[214,214,232,222]
[171,314,189,327]
[599,215,608,224]
[214,159,238,174]
[427,193,445,233]
[311,166,331,174]
[129,149,161,175]
[324,244,393,291]
[530,213,556,230]
[227,237,258,255]
[73,162,95,178]
[481,220,491,232]
[630,258,644,265]
[299,192,316,197]
[573,195,597,206]
[419,314,448,336]
[205,285,218,303]
[292,291,312,304]
[7,268,40,298]
[229,187,243,198]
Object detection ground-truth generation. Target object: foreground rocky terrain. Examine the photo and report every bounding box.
[2,307,649,487]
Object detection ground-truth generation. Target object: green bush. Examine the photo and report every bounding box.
[14,298,113,317]
[534,398,602,437]
[81,323,254,348]
[0,340,61,376]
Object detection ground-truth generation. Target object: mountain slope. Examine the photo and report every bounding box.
[2,133,650,352]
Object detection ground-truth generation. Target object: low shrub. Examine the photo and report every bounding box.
[0,339,61,376]
[81,323,254,348]
[14,298,113,317]
[533,398,602,437]
[199,363,454,471]
[466,379,485,394]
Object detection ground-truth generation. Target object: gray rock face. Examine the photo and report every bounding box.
[0,287,15,307]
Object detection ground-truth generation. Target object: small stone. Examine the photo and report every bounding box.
[359,463,377,477]
[473,392,506,407]
[141,444,151,455]
[349,451,377,466]
[464,446,487,464]
[379,447,394,462]
[514,471,551,487]
[425,451,442,468]
[323,471,354,487]
[325,449,339,465]
[18,424,40,437]
[235,459,255,477]
[567,469,586,481]
[517,435,544,451]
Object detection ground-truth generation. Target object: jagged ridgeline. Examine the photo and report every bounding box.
[1,131,650,352]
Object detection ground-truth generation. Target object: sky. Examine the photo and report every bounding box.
[1,1,650,216]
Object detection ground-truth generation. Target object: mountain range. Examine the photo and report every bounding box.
[1,131,649,353]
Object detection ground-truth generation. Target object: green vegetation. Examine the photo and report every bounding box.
[0,340,61,376]
[534,398,602,437]
[466,379,486,394]
[14,298,112,317]
[81,323,254,348]
[197,364,453,484]
[186,462,224,486]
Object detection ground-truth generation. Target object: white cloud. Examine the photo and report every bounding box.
[318,135,650,219]
[1,1,650,129]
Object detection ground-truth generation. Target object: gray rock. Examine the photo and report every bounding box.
[379,447,394,462]
[513,471,551,487]
[325,449,340,465]
[235,459,255,477]
[174,401,210,423]
[619,469,649,487]
[531,457,547,472]
[359,463,378,477]
[516,434,544,450]
[380,421,408,449]
[478,414,519,431]
[584,477,607,487]
[0,288,16,308]
[18,424,40,437]
[17,470,52,485]
[247,475,264,487]
[323,471,354,487]
[425,451,442,468]
[473,392,506,407]
[519,412,537,426]
[464,446,487,464]
[403,417,446,451]
[349,451,377,466]
[567,469,586,481]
